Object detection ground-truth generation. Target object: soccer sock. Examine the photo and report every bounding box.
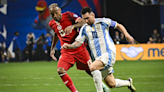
[91,70,103,92]
[60,73,78,92]
[102,82,110,90]
[115,79,130,88]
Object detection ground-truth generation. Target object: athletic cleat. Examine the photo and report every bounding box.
[103,87,111,92]
[128,78,136,92]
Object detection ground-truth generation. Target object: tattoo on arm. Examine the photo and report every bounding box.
[69,41,82,49]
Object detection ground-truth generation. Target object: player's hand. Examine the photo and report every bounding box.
[125,35,134,44]
[64,25,74,35]
[61,43,70,49]
[50,49,57,61]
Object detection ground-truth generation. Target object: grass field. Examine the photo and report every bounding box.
[0,60,164,92]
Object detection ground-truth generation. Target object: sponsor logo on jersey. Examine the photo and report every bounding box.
[57,25,62,30]
[120,45,144,60]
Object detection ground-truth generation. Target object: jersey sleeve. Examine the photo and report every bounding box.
[102,18,117,28]
[49,20,52,28]
[67,11,81,23]
[75,25,86,44]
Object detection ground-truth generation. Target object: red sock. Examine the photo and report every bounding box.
[60,73,77,92]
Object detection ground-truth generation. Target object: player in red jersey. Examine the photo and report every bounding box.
[49,3,91,92]
[48,3,110,92]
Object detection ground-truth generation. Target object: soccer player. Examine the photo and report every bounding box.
[48,3,110,92]
[61,7,136,92]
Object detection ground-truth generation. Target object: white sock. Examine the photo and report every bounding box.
[91,70,103,92]
[115,79,130,88]
[102,82,108,88]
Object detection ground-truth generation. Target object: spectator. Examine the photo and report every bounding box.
[13,31,22,62]
[151,29,161,43]
[114,31,120,44]
[26,33,35,61]
[45,33,52,61]
[162,37,164,43]
[34,34,45,61]
[147,37,155,44]
[22,46,29,62]
[0,43,12,63]
[151,0,158,4]
[120,33,128,44]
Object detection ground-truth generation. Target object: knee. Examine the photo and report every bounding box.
[57,67,66,74]
[90,64,98,71]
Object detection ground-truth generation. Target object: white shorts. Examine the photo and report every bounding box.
[96,52,116,79]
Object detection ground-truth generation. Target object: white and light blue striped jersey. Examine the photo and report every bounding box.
[76,18,117,59]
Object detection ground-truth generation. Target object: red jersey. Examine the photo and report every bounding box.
[49,11,86,54]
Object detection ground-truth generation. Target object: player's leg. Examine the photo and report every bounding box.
[75,49,104,92]
[57,54,78,92]
[101,52,136,92]
[90,60,105,92]
[103,73,136,92]
[89,52,117,92]
[103,73,129,88]
[79,60,111,92]
[76,49,112,92]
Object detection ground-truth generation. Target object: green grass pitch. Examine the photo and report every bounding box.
[0,60,164,92]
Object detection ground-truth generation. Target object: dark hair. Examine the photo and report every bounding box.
[14,31,19,35]
[80,7,92,15]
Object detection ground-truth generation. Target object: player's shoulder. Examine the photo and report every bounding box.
[66,11,74,14]
[80,23,88,31]
[62,11,73,15]
[49,19,56,27]
[96,17,111,23]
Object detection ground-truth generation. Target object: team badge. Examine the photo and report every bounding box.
[96,25,100,30]
[73,14,78,18]
[57,25,62,30]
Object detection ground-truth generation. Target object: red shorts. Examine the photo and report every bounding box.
[57,49,92,71]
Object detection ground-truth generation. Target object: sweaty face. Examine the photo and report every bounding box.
[82,12,95,25]
[49,6,62,22]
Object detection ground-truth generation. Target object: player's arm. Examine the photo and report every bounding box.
[50,33,59,61]
[64,18,85,34]
[64,12,85,34]
[72,18,85,28]
[62,24,86,49]
[61,41,82,49]
[115,23,134,44]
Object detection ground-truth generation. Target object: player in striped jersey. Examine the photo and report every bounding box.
[61,7,136,92]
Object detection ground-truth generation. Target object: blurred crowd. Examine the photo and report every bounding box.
[0,31,60,63]
[113,29,164,45]
[147,29,164,44]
